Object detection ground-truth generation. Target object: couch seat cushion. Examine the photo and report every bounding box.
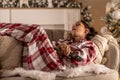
[0,77,35,80]
[56,70,118,80]
[0,70,118,80]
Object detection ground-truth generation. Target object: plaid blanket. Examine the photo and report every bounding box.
[0,23,63,71]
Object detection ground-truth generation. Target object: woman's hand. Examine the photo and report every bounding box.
[57,43,71,56]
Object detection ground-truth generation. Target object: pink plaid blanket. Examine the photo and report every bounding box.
[0,23,63,71]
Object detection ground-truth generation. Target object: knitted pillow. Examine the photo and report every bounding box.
[91,35,109,64]
[0,36,23,69]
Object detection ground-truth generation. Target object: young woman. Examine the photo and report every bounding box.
[56,20,97,68]
[0,20,97,72]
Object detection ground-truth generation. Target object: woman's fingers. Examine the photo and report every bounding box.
[64,45,71,56]
[68,46,71,55]
[57,43,71,56]
[57,43,66,55]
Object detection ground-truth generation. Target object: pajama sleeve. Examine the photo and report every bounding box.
[69,41,96,66]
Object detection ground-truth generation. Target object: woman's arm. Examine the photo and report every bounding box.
[69,41,96,66]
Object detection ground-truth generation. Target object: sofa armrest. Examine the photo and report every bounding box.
[104,42,119,70]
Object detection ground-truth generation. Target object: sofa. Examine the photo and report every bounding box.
[0,28,119,80]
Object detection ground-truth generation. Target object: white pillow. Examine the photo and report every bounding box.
[92,35,109,64]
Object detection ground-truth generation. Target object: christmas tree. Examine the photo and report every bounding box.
[103,1,120,44]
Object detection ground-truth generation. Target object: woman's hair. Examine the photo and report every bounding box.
[76,20,98,40]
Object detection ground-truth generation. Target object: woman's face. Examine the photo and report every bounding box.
[72,22,89,39]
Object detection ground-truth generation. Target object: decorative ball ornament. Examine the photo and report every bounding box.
[106,2,113,13]
[112,10,120,20]
[108,26,115,32]
[100,26,112,35]
[104,2,120,28]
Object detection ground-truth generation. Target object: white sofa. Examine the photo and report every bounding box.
[0,27,119,80]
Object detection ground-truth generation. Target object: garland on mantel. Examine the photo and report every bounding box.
[0,0,82,8]
[0,0,93,24]
[52,0,82,8]
[0,0,93,28]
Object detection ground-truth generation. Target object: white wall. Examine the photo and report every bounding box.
[0,9,80,30]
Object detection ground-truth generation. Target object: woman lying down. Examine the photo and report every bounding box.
[0,20,113,80]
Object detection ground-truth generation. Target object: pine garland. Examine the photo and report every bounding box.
[81,5,93,25]
[52,0,82,8]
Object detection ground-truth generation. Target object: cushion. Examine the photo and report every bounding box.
[45,29,53,42]
[0,36,23,69]
[0,71,119,80]
[45,29,65,42]
[56,70,118,80]
[91,35,109,64]
[0,77,33,80]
